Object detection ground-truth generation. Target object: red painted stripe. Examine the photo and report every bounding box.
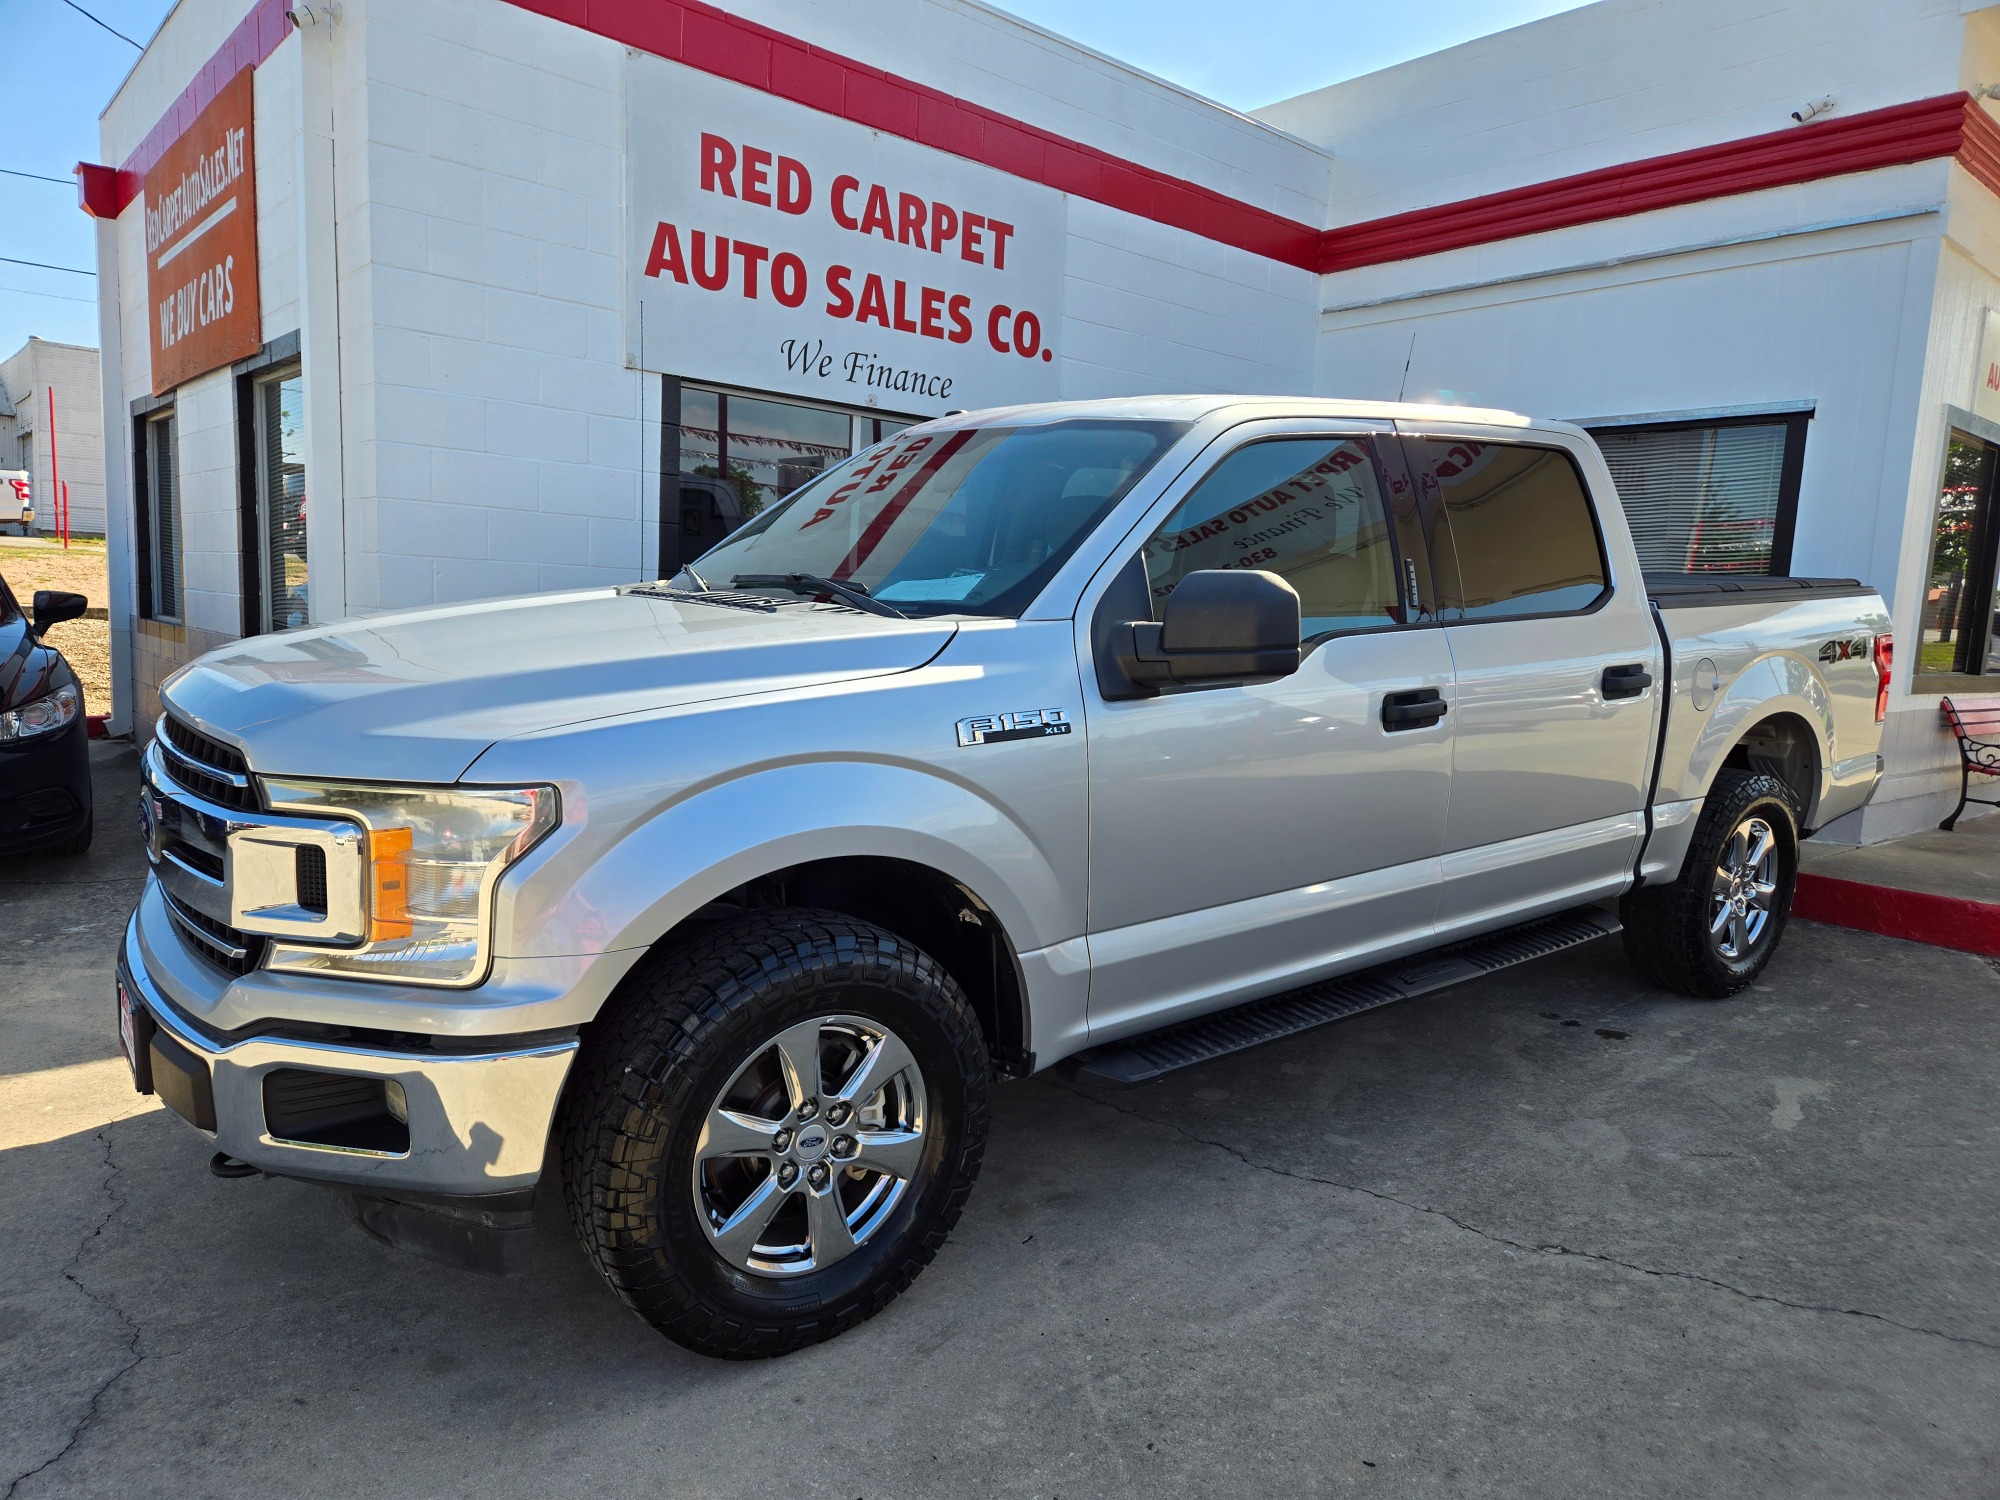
[1793,871,2000,959]
[77,0,2000,285]
[1319,94,1976,274]
[506,0,1322,267]
[85,0,290,219]
[1958,103,2000,202]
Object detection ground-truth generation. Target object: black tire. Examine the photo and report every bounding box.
[1621,769,1800,998]
[558,909,989,1359]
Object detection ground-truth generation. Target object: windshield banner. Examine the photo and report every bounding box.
[625,56,1065,414]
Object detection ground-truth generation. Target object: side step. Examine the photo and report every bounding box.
[1066,905,1622,1085]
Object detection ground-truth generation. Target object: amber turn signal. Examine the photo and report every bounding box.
[368,826,414,941]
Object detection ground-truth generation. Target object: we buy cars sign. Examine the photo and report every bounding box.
[144,68,261,396]
[625,57,1064,413]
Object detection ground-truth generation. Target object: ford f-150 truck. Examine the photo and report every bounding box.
[118,396,1892,1358]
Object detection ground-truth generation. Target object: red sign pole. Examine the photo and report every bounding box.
[46,387,65,549]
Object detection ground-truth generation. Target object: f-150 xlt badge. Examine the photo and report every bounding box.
[956,708,1072,747]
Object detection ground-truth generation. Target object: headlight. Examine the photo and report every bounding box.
[0,683,81,742]
[259,779,558,986]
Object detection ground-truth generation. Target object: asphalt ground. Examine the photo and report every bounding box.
[3,740,1996,1498]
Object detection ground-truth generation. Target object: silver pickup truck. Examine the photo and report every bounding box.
[118,396,1891,1357]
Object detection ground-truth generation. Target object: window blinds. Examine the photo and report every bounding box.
[1590,422,1789,575]
[148,414,181,619]
[259,373,308,631]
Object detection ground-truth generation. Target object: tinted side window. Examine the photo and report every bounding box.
[1143,437,1408,641]
[1421,439,1607,619]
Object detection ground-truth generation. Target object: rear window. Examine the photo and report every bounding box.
[1421,439,1609,619]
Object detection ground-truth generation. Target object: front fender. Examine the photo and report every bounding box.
[495,759,1077,966]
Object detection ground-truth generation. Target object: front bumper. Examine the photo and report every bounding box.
[0,709,90,852]
[120,907,578,1196]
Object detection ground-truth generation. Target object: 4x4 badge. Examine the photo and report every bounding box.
[956,708,1072,747]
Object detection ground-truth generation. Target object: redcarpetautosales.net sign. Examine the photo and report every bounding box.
[625,57,1065,412]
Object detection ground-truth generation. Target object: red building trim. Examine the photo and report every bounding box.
[75,0,2000,282]
[504,0,1324,267]
[1319,94,1979,274]
[80,0,291,220]
[1957,95,2000,200]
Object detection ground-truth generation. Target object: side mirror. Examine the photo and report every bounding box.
[33,590,88,634]
[1121,570,1301,690]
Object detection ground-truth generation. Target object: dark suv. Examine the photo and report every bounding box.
[0,568,93,856]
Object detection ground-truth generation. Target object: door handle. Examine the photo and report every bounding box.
[1602,663,1654,699]
[1382,688,1448,731]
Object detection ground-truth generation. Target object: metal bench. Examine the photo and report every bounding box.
[1940,697,2000,831]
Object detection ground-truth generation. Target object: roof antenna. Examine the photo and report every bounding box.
[1396,331,1418,403]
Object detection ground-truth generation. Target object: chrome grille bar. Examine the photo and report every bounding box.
[156,714,256,810]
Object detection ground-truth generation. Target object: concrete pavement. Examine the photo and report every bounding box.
[3,741,1996,1498]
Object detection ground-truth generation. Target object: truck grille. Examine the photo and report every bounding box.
[162,888,268,977]
[157,713,257,811]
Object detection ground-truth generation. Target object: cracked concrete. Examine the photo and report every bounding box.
[3,739,1998,1497]
[6,1131,147,1500]
[1054,1081,2000,1354]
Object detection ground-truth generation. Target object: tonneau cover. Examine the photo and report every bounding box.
[1645,574,1873,608]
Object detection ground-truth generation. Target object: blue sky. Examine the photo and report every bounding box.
[0,0,1588,359]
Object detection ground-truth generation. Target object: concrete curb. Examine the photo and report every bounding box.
[1793,871,2000,959]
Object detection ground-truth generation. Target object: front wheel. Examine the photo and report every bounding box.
[558,910,989,1359]
[1621,769,1801,998]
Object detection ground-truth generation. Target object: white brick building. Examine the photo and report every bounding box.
[0,339,107,537]
[80,0,2000,838]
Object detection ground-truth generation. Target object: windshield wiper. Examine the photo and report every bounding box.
[731,573,908,619]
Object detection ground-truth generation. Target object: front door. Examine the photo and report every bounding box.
[1404,429,1663,931]
[1080,424,1457,1043]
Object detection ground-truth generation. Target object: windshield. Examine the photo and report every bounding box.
[680,419,1187,617]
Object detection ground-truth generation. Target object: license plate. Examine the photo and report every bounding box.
[117,979,137,1073]
[117,976,157,1095]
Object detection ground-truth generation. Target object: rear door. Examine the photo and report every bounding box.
[1400,426,1663,933]
[1079,420,1458,1041]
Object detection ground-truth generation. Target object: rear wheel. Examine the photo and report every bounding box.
[1621,769,1800,998]
[558,910,989,1359]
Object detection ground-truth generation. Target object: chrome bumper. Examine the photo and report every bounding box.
[120,909,577,1196]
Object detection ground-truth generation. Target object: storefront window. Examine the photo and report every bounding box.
[139,409,181,623]
[1917,433,2000,681]
[1587,414,1805,575]
[254,367,308,631]
[660,380,920,576]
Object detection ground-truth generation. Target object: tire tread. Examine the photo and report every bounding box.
[1622,769,1799,999]
[557,909,988,1359]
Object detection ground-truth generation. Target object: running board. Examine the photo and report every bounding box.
[1066,905,1622,1085]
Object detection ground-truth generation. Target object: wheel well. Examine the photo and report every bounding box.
[1720,713,1820,827]
[685,857,1033,1076]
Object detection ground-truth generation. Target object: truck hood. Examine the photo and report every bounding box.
[161,588,958,784]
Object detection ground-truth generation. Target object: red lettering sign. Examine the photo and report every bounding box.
[144,69,261,396]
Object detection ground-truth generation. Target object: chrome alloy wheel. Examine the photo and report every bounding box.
[1710,815,1779,961]
[693,1015,927,1277]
